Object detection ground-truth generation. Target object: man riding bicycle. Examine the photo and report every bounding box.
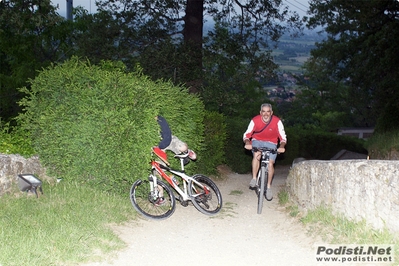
[243,103,287,201]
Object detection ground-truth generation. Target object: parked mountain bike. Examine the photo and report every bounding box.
[130,147,223,220]
[253,147,277,214]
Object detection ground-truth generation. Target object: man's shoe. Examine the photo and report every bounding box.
[154,197,166,206]
[265,188,273,201]
[249,179,257,188]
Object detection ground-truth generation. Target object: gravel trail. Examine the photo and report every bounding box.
[82,166,328,266]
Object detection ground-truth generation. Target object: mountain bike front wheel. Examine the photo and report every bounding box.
[188,174,223,216]
[257,166,267,214]
[130,178,176,220]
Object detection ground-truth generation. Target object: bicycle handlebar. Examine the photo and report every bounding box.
[252,147,277,154]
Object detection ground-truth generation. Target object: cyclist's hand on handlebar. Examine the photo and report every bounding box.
[244,139,252,150]
[244,143,252,150]
[277,147,285,154]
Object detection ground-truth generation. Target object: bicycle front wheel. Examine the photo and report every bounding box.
[257,166,266,214]
[130,178,176,220]
[188,174,223,216]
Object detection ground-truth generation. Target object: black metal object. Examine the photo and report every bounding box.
[17,174,43,198]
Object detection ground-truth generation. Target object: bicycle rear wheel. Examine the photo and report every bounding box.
[257,166,266,214]
[130,178,176,220]
[188,174,223,216]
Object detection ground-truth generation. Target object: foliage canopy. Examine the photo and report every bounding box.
[303,0,399,132]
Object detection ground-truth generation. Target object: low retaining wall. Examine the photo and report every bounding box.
[286,160,399,233]
[0,153,49,196]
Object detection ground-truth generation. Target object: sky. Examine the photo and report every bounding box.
[52,0,309,18]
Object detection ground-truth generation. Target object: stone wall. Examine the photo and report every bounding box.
[286,160,399,233]
[0,153,50,196]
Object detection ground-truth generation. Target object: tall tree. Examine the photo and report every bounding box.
[0,0,68,120]
[94,0,303,95]
[304,0,399,132]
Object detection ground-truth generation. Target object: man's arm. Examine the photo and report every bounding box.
[277,141,286,153]
[243,139,252,150]
[243,120,255,150]
[277,119,287,153]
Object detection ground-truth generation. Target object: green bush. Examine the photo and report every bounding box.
[0,121,35,157]
[283,126,367,161]
[224,117,253,174]
[365,131,399,159]
[196,111,227,176]
[17,57,206,193]
[375,99,399,133]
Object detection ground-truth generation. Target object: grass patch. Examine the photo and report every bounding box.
[213,201,237,219]
[301,206,398,244]
[229,189,243,196]
[300,206,399,263]
[277,189,289,205]
[278,189,299,217]
[365,131,399,155]
[288,205,299,217]
[0,180,136,266]
[277,188,398,264]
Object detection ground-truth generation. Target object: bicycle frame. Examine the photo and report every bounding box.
[130,148,223,220]
[255,148,275,179]
[150,157,209,203]
[253,147,277,214]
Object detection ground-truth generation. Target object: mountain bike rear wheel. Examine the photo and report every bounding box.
[257,166,266,214]
[130,178,176,220]
[188,174,223,215]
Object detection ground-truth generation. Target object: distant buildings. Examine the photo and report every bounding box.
[262,72,301,103]
[337,127,374,140]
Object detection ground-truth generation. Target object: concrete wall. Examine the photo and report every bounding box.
[286,160,399,233]
[0,153,49,196]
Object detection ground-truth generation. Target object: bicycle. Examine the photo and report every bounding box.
[252,147,277,214]
[130,147,223,220]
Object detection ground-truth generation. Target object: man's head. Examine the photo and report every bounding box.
[259,103,273,123]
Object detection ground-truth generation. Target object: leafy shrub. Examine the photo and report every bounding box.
[284,126,367,161]
[0,121,35,157]
[365,131,399,159]
[17,57,206,193]
[224,117,253,174]
[196,111,227,176]
[375,99,399,133]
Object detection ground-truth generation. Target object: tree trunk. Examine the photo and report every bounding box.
[183,0,203,92]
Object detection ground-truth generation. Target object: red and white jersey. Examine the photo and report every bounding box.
[243,115,287,145]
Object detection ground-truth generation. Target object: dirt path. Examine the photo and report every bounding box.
[83,165,326,266]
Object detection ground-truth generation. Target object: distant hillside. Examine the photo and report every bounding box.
[273,31,326,72]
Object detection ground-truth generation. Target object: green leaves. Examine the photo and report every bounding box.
[17,57,206,193]
[305,0,399,131]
